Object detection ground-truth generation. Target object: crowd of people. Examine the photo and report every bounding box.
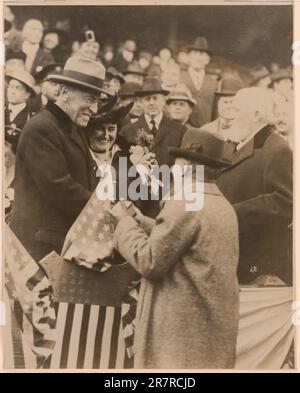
[3,6,294,369]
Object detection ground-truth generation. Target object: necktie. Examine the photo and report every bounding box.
[150,119,158,136]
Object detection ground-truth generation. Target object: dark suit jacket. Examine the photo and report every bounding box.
[30,48,54,75]
[5,104,34,131]
[180,69,218,127]
[10,102,97,261]
[217,125,293,285]
[120,114,186,166]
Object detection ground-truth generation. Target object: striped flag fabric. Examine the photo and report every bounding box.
[4,225,57,368]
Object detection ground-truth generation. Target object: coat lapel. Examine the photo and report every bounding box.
[223,138,254,172]
[154,116,171,146]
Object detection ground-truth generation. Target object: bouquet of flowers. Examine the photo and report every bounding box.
[129,128,162,194]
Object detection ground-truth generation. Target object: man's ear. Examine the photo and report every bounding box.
[60,85,69,101]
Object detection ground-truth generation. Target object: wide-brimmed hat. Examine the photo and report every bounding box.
[169,128,232,168]
[269,69,293,86]
[123,62,147,77]
[250,65,270,86]
[188,36,212,56]
[166,84,196,107]
[215,76,244,96]
[118,82,141,98]
[87,101,134,129]
[135,76,169,97]
[5,68,36,97]
[47,56,106,94]
[106,67,125,84]
[34,63,63,83]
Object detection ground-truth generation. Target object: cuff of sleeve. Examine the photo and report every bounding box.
[113,216,139,249]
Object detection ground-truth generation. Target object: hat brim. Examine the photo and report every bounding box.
[123,70,147,77]
[166,97,196,107]
[5,74,36,97]
[87,102,134,128]
[47,74,105,94]
[215,91,237,96]
[188,47,212,56]
[169,147,232,168]
[269,75,293,86]
[135,89,169,97]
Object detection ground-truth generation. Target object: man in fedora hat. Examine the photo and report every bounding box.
[28,63,63,113]
[122,61,147,86]
[105,66,125,95]
[108,128,239,369]
[180,36,218,127]
[217,87,293,286]
[269,69,293,103]
[118,82,144,127]
[5,67,36,132]
[120,77,186,168]
[166,83,196,127]
[202,76,244,138]
[10,56,106,261]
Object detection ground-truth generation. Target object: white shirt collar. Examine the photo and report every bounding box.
[145,112,163,130]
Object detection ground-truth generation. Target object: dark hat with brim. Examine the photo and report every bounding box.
[5,68,36,97]
[106,67,125,84]
[123,62,147,77]
[169,128,232,168]
[87,101,134,129]
[215,76,244,96]
[48,56,106,94]
[135,76,169,97]
[34,63,63,83]
[188,36,212,56]
[118,82,141,98]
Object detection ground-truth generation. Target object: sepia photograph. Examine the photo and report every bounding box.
[1,1,296,371]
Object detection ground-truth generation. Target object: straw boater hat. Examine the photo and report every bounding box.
[135,76,169,96]
[47,56,106,94]
[215,76,244,96]
[169,128,232,168]
[166,84,197,107]
[188,36,212,56]
[5,68,36,97]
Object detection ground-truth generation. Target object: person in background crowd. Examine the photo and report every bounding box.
[147,47,174,79]
[250,65,271,88]
[269,69,293,103]
[109,129,239,369]
[10,56,105,261]
[206,62,222,82]
[120,77,186,167]
[28,63,63,113]
[166,83,196,127]
[5,49,26,70]
[101,44,115,68]
[272,93,294,150]
[5,68,36,131]
[113,39,136,71]
[176,51,190,71]
[217,87,293,286]
[203,76,244,138]
[180,36,218,127]
[160,62,180,91]
[4,6,23,52]
[105,66,125,94]
[138,50,153,74]
[21,19,54,74]
[118,82,143,126]
[42,27,69,64]
[123,61,147,85]
[72,29,100,61]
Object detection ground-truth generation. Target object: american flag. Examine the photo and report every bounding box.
[4,225,57,368]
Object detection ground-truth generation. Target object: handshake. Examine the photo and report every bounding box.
[108,200,144,225]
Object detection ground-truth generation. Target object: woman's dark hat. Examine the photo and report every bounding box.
[215,76,244,96]
[34,63,63,83]
[87,101,134,129]
[135,76,169,97]
[169,128,232,168]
